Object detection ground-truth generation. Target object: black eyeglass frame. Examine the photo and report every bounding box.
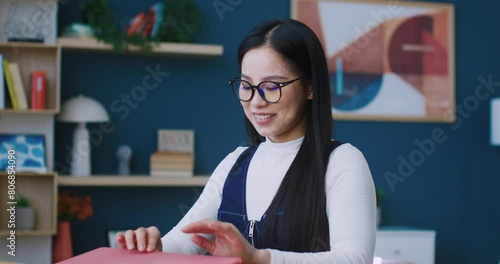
[228,77,303,103]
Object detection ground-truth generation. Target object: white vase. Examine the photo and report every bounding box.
[376,207,381,227]
[17,207,35,230]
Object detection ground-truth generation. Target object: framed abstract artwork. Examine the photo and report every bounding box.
[292,0,455,122]
[0,134,48,173]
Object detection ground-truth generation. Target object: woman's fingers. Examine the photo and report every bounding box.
[146,226,161,252]
[182,219,231,235]
[191,234,215,254]
[135,227,147,251]
[124,230,136,250]
[115,232,127,249]
[115,227,161,252]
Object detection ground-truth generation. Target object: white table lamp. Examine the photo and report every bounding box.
[58,95,109,176]
[491,98,500,146]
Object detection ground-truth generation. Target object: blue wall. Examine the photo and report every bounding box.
[55,0,500,263]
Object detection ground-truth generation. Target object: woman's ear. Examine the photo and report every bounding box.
[307,85,313,100]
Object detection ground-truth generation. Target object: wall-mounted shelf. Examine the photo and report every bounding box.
[0,230,54,236]
[58,37,224,57]
[0,109,59,115]
[58,175,210,187]
[0,42,58,49]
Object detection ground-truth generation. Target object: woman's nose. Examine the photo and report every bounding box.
[250,88,268,107]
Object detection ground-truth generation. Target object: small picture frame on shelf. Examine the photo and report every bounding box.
[0,133,48,173]
[106,229,128,248]
[0,0,58,44]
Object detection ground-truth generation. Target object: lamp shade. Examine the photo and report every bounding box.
[58,95,109,123]
[491,98,500,146]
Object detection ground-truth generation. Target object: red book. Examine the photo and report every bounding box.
[31,70,46,109]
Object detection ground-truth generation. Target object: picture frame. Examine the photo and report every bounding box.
[0,0,58,44]
[292,0,455,122]
[0,134,48,173]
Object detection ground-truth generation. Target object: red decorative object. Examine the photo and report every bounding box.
[58,192,93,221]
[53,221,73,262]
[53,192,93,262]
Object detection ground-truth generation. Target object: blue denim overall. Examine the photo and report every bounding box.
[217,141,343,249]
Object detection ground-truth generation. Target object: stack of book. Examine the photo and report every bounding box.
[0,54,47,110]
[150,151,194,177]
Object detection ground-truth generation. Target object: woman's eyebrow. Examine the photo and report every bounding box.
[241,74,289,82]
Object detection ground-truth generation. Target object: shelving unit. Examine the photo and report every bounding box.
[58,37,224,57]
[58,175,210,187]
[1,13,223,263]
[0,173,57,236]
[0,42,61,113]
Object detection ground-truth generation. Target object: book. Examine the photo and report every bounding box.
[151,169,193,177]
[31,70,46,109]
[150,151,193,161]
[127,12,145,37]
[3,59,18,109]
[0,54,5,109]
[151,3,164,38]
[8,62,28,110]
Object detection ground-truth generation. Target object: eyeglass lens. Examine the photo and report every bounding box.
[231,80,281,103]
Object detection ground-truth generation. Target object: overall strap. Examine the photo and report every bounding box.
[217,145,258,242]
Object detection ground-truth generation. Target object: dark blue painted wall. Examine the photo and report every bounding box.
[55,0,500,263]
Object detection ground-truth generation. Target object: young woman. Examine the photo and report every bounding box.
[116,18,376,264]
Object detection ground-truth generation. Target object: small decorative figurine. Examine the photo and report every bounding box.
[116,145,132,175]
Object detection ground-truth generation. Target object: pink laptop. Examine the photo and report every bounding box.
[57,247,242,264]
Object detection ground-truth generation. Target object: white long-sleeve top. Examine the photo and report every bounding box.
[161,137,376,264]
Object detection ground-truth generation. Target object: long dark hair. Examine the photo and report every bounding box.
[238,19,332,252]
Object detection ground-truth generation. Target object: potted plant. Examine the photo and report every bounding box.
[376,188,385,227]
[16,195,35,230]
[82,0,200,52]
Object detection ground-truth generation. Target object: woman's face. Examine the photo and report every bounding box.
[240,47,311,143]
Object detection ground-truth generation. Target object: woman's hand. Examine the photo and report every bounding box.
[115,226,162,252]
[181,219,270,264]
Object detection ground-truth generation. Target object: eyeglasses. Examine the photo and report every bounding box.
[229,77,303,103]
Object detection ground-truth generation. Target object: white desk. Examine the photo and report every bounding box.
[375,227,436,264]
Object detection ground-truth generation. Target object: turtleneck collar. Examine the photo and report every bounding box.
[261,136,304,152]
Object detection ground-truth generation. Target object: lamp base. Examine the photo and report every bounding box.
[70,123,91,176]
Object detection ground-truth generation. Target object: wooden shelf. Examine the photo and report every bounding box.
[0,230,54,236]
[0,109,59,115]
[58,37,224,57]
[0,42,58,49]
[58,175,210,187]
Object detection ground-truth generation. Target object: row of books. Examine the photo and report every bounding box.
[150,151,194,177]
[127,3,164,39]
[0,54,47,110]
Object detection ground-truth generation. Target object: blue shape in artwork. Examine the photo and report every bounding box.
[31,148,44,158]
[25,136,43,145]
[336,58,343,96]
[23,159,42,167]
[0,159,8,169]
[0,135,16,142]
[16,143,29,154]
[330,72,383,111]
[0,144,7,153]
